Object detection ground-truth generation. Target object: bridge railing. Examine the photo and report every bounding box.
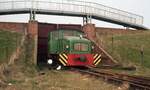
[0,0,143,25]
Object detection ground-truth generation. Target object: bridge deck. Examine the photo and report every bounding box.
[0,0,148,30]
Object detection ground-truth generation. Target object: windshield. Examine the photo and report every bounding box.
[74,43,88,51]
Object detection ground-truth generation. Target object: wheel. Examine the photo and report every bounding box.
[55,64,62,70]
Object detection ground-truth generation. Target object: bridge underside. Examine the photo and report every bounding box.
[0,9,148,30]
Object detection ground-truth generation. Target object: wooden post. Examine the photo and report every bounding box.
[140,45,144,65]
[111,34,114,54]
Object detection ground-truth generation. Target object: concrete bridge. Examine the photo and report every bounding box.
[0,0,148,30]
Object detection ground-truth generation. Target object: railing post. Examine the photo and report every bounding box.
[12,0,14,9]
[30,9,36,21]
[83,14,92,25]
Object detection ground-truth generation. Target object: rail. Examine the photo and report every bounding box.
[72,67,150,90]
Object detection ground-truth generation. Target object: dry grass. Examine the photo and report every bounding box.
[0,62,119,90]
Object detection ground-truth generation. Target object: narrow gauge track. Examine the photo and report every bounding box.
[71,67,150,90]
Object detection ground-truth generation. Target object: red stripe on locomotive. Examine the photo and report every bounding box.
[66,54,94,66]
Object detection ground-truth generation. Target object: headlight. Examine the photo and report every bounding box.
[92,46,94,49]
[66,45,69,48]
[47,59,53,64]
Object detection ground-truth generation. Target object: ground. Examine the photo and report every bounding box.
[0,63,119,90]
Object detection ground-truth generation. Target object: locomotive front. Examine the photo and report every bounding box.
[47,29,101,69]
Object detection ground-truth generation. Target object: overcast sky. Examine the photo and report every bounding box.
[0,0,149,28]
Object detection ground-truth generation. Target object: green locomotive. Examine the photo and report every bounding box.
[47,29,101,69]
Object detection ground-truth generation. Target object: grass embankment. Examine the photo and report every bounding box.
[0,30,22,64]
[1,36,118,90]
[96,30,150,76]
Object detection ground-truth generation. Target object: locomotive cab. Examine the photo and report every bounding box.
[59,36,92,54]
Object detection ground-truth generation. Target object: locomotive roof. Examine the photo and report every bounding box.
[58,29,84,33]
[64,36,91,42]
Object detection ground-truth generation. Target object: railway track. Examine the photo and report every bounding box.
[71,67,150,90]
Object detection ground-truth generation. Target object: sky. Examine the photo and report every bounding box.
[0,0,149,28]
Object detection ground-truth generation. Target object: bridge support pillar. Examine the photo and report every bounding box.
[82,23,96,41]
[27,20,38,65]
[83,23,118,66]
[27,20,38,37]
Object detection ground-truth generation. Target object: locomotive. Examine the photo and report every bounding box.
[47,29,101,69]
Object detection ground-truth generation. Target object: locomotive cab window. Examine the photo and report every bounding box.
[74,43,88,51]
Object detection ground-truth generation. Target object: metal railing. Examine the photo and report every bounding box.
[0,0,143,25]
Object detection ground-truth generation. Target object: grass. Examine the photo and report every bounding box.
[96,30,150,76]
[2,67,118,90]
[0,30,22,64]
